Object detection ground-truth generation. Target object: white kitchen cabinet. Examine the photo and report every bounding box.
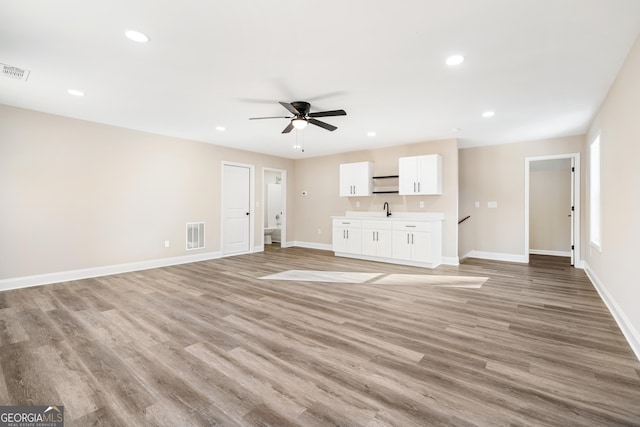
[332,213,443,268]
[332,219,362,254]
[392,222,432,262]
[361,220,392,258]
[339,162,374,197]
[398,154,442,195]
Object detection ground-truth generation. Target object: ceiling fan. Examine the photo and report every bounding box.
[249,101,346,133]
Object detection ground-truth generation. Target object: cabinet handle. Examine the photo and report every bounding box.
[413,182,416,192]
[342,222,350,225]
[377,231,379,241]
[372,231,375,241]
[411,234,414,244]
[407,233,410,244]
[346,230,349,239]
[418,182,421,192]
[405,225,416,228]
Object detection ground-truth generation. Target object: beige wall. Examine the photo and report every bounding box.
[458,135,584,258]
[293,139,459,260]
[530,162,572,253]
[584,35,640,350]
[0,105,294,279]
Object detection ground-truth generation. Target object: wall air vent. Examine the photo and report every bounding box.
[186,222,205,250]
[1,63,30,82]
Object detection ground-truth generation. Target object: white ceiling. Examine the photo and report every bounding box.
[1,1,639,159]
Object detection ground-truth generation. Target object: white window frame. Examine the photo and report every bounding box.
[589,135,602,251]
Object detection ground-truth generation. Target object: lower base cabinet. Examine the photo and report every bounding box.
[391,221,432,262]
[332,217,442,268]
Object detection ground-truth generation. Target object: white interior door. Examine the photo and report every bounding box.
[222,163,251,255]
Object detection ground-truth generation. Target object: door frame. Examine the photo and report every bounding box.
[221,161,255,256]
[524,153,580,266]
[261,167,287,248]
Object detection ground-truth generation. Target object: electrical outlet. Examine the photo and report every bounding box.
[474,201,480,208]
[317,228,322,235]
[488,201,498,208]
[356,201,360,208]
[419,201,424,208]
[164,240,170,248]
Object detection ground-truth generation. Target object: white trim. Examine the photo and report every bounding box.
[291,241,333,251]
[583,262,640,362]
[462,250,528,263]
[524,153,580,266]
[441,256,460,266]
[0,251,221,292]
[262,167,287,247]
[529,249,572,257]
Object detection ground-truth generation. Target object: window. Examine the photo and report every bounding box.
[589,136,601,250]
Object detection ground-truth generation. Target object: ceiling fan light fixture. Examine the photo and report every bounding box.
[292,118,308,129]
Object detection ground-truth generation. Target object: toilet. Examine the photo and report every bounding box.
[264,228,276,244]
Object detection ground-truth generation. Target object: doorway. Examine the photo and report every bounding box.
[262,168,286,247]
[525,153,580,266]
[222,162,254,255]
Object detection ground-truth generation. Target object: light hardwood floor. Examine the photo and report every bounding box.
[1,246,639,426]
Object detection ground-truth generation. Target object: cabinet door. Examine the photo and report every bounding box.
[410,231,432,262]
[361,229,378,256]
[392,231,412,261]
[376,229,393,258]
[345,227,362,254]
[332,227,348,252]
[352,162,372,196]
[416,155,442,195]
[339,163,354,197]
[398,156,418,195]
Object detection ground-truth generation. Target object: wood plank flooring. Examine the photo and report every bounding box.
[1,246,639,426]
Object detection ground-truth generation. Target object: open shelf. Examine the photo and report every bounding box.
[372,175,399,194]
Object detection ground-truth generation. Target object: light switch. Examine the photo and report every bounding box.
[488,201,498,208]
[474,201,480,208]
[164,240,170,248]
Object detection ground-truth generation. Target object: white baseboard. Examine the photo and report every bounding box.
[530,249,572,257]
[583,262,640,362]
[462,250,527,263]
[291,241,333,251]
[441,256,460,266]
[0,251,221,292]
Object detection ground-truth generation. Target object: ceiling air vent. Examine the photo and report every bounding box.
[1,63,30,82]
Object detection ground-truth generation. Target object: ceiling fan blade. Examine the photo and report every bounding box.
[282,122,295,133]
[279,102,301,116]
[309,118,337,131]
[249,116,291,120]
[308,109,347,118]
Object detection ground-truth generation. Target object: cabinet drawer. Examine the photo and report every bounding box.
[392,221,432,232]
[361,220,393,230]
[333,219,362,228]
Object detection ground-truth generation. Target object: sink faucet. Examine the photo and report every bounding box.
[383,202,391,217]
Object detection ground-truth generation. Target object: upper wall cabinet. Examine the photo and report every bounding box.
[339,161,374,197]
[399,154,442,195]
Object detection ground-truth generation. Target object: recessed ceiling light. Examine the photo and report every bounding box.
[482,111,495,118]
[215,126,226,132]
[446,55,465,66]
[67,89,85,97]
[125,30,150,43]
[367,131,376,137]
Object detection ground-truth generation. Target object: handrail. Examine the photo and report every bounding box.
[458,215,471,224]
